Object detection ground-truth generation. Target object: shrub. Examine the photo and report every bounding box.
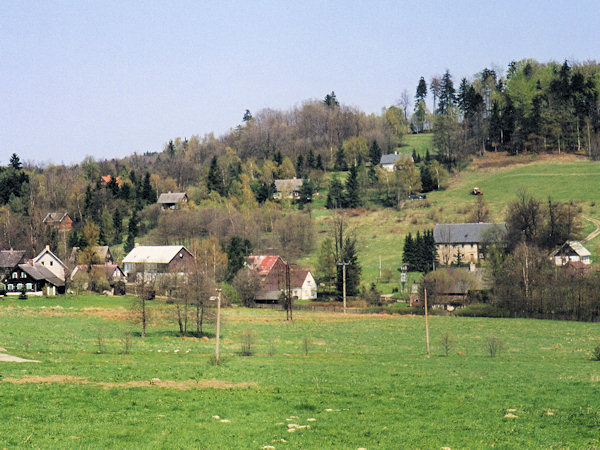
[455,303,509,318]
[487,335,503,358]
[239,329,255,356]
[114,281,126,296]
[592,343,600,361]
[18,288,27,300]
[440,331,454,357]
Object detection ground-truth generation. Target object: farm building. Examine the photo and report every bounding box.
[33,245,67,281]
[273,178,304,199]
[550,241,591,266]
[157,192,188,210]
[434,222,506,265]
[245,255,316,301]
[5,262,65,296]
[122,245,194,282]
[42,212,73,232]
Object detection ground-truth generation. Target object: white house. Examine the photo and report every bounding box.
[380,153,413,171]
[122,245,194,281]
[291,269,317,300]
[550,241,591,266]
[33,245,67,282]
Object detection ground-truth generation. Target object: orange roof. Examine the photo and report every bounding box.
[101,175,123,186]
[246,255,286,276]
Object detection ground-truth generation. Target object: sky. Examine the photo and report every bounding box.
[2,1,599,165]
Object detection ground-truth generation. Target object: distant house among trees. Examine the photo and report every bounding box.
[157,192,188,210]
[273,178,304,200]
[0,249,26,272]
[122,245,194,281]
[434,223,506,265]
[71,264,126,293]
[42,212,73,232]
[550,241,591,266]
[380,153,413,171]
[245,255,316,301]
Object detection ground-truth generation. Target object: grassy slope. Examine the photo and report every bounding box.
[0,295,599,448]
[300,136,600,290]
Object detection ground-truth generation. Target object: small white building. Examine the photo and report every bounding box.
[291,269,317,300]
[273,178,304,199]
[33,245,67,281]
[122,245,194,282]
[550,241,591,266]
[380,153,413,171]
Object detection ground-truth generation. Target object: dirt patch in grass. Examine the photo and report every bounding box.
[2,375,257,390]
[78,307,136,321]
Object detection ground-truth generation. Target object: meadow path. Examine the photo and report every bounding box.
[583,216,600,242]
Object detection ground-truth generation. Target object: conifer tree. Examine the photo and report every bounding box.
[306,149,316,169]
[344,164,360,208]
[207,156,225,195]
[315,154,324,171]
[334,146,348,171]
[369,140,382,166]
[326,177,344,209]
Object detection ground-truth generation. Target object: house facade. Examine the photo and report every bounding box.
[434,223,506,265]
[33,246,67,281]
[291,269,317,300]
[550,241,591,266]
[5,263,64,296]
[246,255,316,301]
[273,178,304,200]
[122,245,194,281]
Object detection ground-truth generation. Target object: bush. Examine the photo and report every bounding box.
[239,329,255,356]
[486,335,503,358]
[592,344,600,361]
[18,288,27,300]
[455,303,509,318]
[114,281,126,296]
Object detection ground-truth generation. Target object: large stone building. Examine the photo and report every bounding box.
[434,223,506,265]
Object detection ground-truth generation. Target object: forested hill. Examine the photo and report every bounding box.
[0,58,599,279]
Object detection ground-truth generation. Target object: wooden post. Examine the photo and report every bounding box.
[342,263,347,314]
[424,287,430,356]
[215,288,222,364]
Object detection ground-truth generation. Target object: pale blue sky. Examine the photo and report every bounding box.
[2,1,599,164]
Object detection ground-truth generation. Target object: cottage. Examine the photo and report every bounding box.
[273,178,304,200]
[550,241,591,266]
[122,245,194,281]
[5,262,65,296]
[42,212,73,232]
[434,223,506,265]
[157,192,188,210]
[70,245,114,265]
[33,245,67,281]
[71,264,126,291]
[380,153,413,171]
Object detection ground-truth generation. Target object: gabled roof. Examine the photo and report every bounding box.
[43,212,70,223]
[33,246,67,269]
[434,223,507,244]
[157,192,188,204]
[93,246,112,261]
[290,269,312,289]
[380,153,412,165]
[246,255,286,276]
[72,264,125,280]
[274,179,303,192]
[0,250,26,269]
[122,245,192,264]
[18,263,65,287]
[550,241,591,258]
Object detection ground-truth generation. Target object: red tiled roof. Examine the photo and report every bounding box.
[246,255,286,276]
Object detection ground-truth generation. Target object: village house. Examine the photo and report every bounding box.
[33,245,67,281]
[70,245,114,265]
[71,264,126,293]
[550,241,591,266]
[273,178,304,200]
[42,212,73,232]
[245,255,317,301]
[380,153,413,171]
[5,262,65,296]
[122,245,194,282]
[434,222,506,265]
[157,192,188,210]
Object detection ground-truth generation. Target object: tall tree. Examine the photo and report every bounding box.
[344,165,361,208]
[415,77,428,108]
[437,70,456,115]
[207,156,225,195]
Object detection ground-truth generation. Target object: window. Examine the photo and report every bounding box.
[21,272,26,278]
[26,283,32,291]
[8,284,13,291]
[17,283,23,290]
[50,261,53,266]
[12,272,17,279]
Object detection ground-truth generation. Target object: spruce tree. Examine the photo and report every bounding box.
[295,154,305,178]
[112,209,123,245]
[403,233,415,271]
[326,177,344,209]
[306,149,316,169]
[344,165,360,208]
[334,146,348,171]
[207,156,225,195]
[315,154,324,171]
[420,164,434,192]
[142,172,156,203]
[415,77,428,109]
[369,140,382,166]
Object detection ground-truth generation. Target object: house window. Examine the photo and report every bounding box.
[21,272,26,278]
[8,284,13,291]
[12,272,17,279]
[17,283,23,290]
[50,261,53,266]
[26,283,32,291]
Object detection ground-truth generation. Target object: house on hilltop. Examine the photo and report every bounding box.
[550,241,591,266]
[42,212,73,232]
[122,245,194,282]
[434,223,506,265]
[380,153,413,171]
[157,192,188,210]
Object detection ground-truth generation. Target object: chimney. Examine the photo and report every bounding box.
[45,245,50,251]
[134,243,140,248]
[9,248,13,255]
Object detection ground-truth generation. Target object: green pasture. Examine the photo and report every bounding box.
[0,295,599,448]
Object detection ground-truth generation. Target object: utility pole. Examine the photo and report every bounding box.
[215,288,222,364]
[424,287,430,356]
[285,263,292,321]
[337,261,349,314]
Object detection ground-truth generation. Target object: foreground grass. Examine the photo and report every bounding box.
[0,295,599,448]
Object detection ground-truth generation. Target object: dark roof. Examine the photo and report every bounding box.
[157,192,187,204]
[380,153,412,165]
[73,264,125,280]
[0,250,26,269]
[434,223,507,244]
[290,269,310,289]
[18,264,65,287]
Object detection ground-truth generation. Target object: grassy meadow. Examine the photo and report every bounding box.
[1,294,600,448]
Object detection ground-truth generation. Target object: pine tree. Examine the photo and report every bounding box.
[112,209,123,245]
[334,146,348,171]
[420,164,434,192]
[415,77,428,109]
[142,172,156,203]
[369,140,382,166]
[9,153,22,170]
[344,165,360,208]
[207,156,225,195]
[315,154,324,171]
[306,149,316,169]
[295,154,305,178]
[326,177,344,209]
[403,233,415,271]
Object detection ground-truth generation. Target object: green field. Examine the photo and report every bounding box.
[1,295,599,448]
